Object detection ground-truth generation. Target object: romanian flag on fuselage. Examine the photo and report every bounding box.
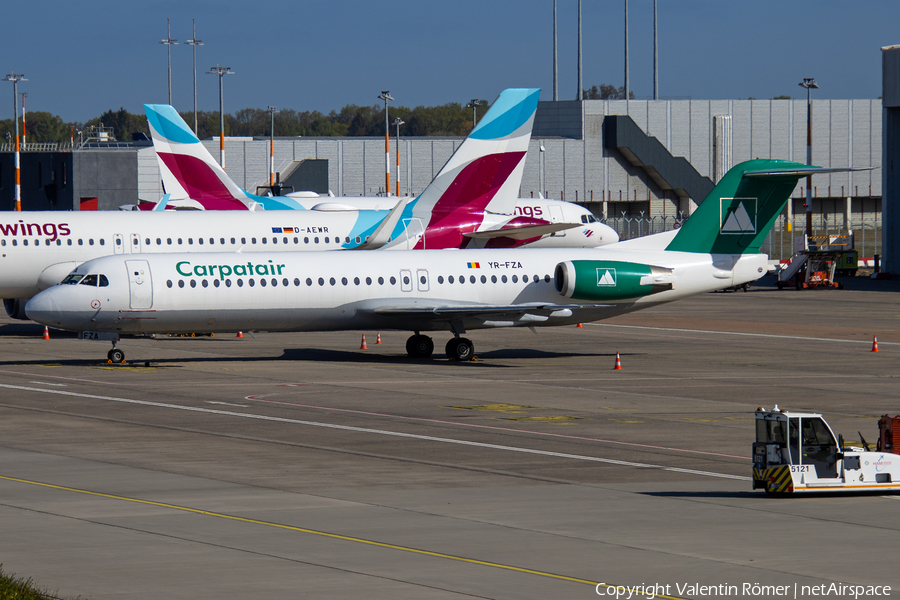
[467,262,480,269]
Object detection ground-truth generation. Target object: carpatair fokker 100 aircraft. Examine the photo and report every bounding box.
[143,101,616,250]
[1,89,614,319]
[27,160,864,362]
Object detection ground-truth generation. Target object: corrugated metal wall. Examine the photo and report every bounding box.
[137,99,880,219]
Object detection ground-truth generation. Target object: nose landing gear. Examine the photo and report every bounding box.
[107,342,125,364]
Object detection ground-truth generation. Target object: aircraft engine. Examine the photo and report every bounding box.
[4,298,29,320]
[554,260,674,301]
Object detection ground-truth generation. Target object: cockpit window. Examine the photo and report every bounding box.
[61,274,84,285]
[98,274,109,287]
[80,274,99,286]
[581,214,598,223]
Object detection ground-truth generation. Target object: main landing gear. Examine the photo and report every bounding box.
[405,334,434,358]
[404,332,474,361]
[445,337,474,361]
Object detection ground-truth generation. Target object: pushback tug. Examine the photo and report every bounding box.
[753,407,900,494]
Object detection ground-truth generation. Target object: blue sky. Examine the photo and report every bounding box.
[3,0,898,122]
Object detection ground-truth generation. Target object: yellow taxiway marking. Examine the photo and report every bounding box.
[498,416,587,424]
[447,403,544,413]
[0,474,684,598]
[608,418,644,424]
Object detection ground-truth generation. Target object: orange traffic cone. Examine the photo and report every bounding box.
[376,332,383,344]
[236,331,243,338]
[42,326,50,340]
[576,323,583,328]
[360,333,368,350]
[872,335,880,352]
[613,352,622,370]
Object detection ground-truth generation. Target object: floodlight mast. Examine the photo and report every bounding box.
[799,77,819,237]
[20,92,26,147]
[185,19,204,135]
[4,72,27,211]
[267,106,277,187]
[392,117,404,196]
[466,98,483,128]
[160,17,178,105]
[379,91,393,195]
[208,65,234,166]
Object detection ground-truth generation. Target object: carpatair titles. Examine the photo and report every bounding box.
[176,260,286,280]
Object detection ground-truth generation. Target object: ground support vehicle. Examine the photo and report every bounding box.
[753,407,900,494]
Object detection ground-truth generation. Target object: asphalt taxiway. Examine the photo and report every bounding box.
[1,276,898,599]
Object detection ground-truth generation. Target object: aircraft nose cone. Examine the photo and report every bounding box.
[25,290,62,326]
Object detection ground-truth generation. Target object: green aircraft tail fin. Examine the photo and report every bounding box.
[665,159,857,255]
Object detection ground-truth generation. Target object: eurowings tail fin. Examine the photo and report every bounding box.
[145,104,305,211]
[404,88,540,249]
[664,159,871,254]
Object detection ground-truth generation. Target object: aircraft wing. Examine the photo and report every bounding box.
[361,302,610,329]
[462,222,580,240]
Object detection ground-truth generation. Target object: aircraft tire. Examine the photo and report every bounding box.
[406,335,434,358]
[108,348,125,363]
[447,338,474,361]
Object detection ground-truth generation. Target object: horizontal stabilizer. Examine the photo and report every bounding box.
[351,198,408,250]
[744,166,873,178]
[463,222,580,240]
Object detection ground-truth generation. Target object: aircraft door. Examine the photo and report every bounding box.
[113,234,125,255]
[130,234,142,253]
[800,417,838,479]
[416,269,429,292]
[125,260,153,309]
[402,218,425,249]
[548,205,566,236]
[400,269,413,292]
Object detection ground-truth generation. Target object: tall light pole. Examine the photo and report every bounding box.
[160,17,177,105]
[552,0,558,101]
[392,117,404,196]
[799,78,819,237]
[378,91,393,195]
[4,72,26,211]
[267,106,277,187]
[539,144,546,199]
[576,0,582,100]
[653,0,658,100]
[208,65,234,166]
[466,98,483,128]
[185,19,203,135]
[624,0,629,100]
[20,92,26,147]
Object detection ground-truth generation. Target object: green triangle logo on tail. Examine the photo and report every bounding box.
[720,198,757,234]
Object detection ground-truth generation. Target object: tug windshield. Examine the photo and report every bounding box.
[756,418,786,444]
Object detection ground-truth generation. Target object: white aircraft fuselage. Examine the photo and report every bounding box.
[25,246,767,337]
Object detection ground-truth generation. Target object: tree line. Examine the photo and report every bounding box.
[4,84,789,144]
[0,100,490,145]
